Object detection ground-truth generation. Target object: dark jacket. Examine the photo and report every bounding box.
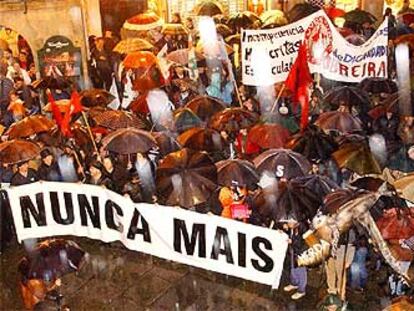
[37,162,62,182]
[11,169,38,186]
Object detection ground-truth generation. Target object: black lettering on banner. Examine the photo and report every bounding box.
[127,208,151,242]
[20,193,46,228]
[238,232,246,267]
[50,192,74,225]
[211,227,234,264]
[173,219,206,257]
[78,194,100,228]
[105,200,123,232]
[251,237,274,273]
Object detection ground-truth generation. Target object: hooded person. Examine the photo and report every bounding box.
[37,149,62,182]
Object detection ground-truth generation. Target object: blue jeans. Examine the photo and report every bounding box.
[290,266,307,293]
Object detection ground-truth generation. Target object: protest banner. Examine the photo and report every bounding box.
[5,182,288,288]
[242,10,388,86]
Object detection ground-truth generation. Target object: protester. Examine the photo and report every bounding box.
[11,161,38,186]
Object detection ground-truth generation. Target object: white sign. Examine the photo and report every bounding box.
[6,182,288,288]
[242,11,388,86]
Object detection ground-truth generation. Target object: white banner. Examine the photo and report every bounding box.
[5,182,288,288]
[242,11,388,86]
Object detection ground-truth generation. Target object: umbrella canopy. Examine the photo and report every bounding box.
[152,131,181,156]
[394,33,414,49]
[31,77,71,90]
[287,3,320,23]
[359,78,398,95]
[294,174,339,195]
[321,188,368,215]
[0,140,40,164]
[177,127,223,152]
[37,125,90,148]
[216,159,259,188]
[6,115,55,139]
[209,108,258,134]
[166,48,204,65]
[216,24,233,37]
[228,11,261,31]
[399,12,414,25]
[394,174,414,202]
[123,51,158,69]
[43,99,71,113]
[213,14,228,24]
[185,95,226,121]
[80,89,115,108]
[18,239,86,281]
[253,148,311,179]
[332,142,382,175]
[92,110,150,130]
[113,38,154,54]
[195,1,223,16]
[376,208,414,240]
[260,10,286,22]
[102,127,157,154]
[122,12,163,32]
[0,39,9,50]
[248,123,290,149]
[322,86,372,112]
[315,111,363,134]
[344,8,377,25]
[261,15,289,29]
[156,148,217,208]
[162,23,188,36]
[174,108,203,133]
[285,125,338,161]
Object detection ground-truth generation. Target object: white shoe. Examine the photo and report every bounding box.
[291,292,306,300]
[283,285,298,292]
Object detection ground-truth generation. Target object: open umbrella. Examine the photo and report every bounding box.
[287,3,320,23]
[123,51,158,69]
[260,10,286,22]
[174,108,203,133]
[102,127,157,154]
[121,12,163,39]
[216,24,233,37]
[152,131,181,156]
[315,111,363,134]
[195,1,223,16]
[228,11,261,31]
[213,14,228,24]
[113,38,154,54]
[225,34,241,45]
[162,23,188,36]
[322,86,372,113]
[185,95,226,121]
[248,123,290,149]
[394,33,414,49]
[253,148,311,179]
[37,125,90,148]
[0,140,40,164]
[359,78,398,95]
[79,89,115,108]
[344,8,377,25]
[398,12,414,25]
[177,127,224,152]
[321,188,368,215]
[351,176,389,191]
[92,110,149,130]
[216,159,259,188]
[394,174,414,202]
[156,148,217,209]
[43,99,71,113]
[18,239,86,281]
[166,48,204,65]
[31,77,71,90]
[285,125,338,161]
[6,115,55,139]
[332,142,382,175]
[209,108,258,135]
[261,15,289,29]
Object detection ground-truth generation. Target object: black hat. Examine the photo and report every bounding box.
[40,149,53,159]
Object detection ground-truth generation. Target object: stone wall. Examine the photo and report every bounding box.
[0,0,102,87]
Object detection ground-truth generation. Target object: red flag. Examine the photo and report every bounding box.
[47,92,63,128]
[285,43,313,130]
[61,90,83,137]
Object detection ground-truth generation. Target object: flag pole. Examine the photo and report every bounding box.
[270,84,286,113]
[81,111,101,161]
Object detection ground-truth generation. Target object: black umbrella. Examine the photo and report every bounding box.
[287,3,320,23]
[216,159,259,188]
[253,148,311,179]
[322,86,372,113]
[359,78,398,95]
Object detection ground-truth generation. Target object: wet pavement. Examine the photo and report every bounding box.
[1,237,386,310]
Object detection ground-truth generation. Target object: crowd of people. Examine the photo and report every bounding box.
[1,3,414,311]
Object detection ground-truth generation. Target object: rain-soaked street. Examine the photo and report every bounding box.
[1,237,387,310]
